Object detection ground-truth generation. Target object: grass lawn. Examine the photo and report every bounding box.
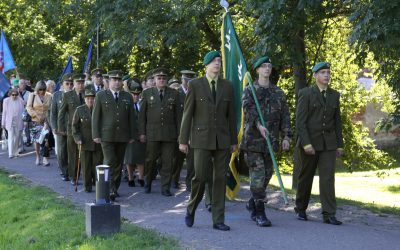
[268,168,400,216]
[0,169,179,249]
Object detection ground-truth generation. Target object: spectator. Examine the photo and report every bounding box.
[19,78,32,147]
[26,80,52,166]
[46,80,56,94]
[1,88,24,158]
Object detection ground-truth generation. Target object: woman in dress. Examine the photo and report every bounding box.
[26,80,52,165]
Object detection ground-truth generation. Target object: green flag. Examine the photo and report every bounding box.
[221,12,250,200]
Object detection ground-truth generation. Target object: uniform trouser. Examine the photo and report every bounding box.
[295,148,337,218]
[243,151,274,200]
[81,145,103,191]
[188,148,229,224]
[67,135,78,180]
[56,135,68,177]
[7,126,21,157]
[145,141,175,192]
[172,144,186,184]
[101,141,127,193]
[185,148,195,188]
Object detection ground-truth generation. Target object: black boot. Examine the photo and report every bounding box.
[246,197,256,221]
[255,200,271,227]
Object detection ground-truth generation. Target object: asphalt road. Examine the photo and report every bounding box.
[1,145,399,250]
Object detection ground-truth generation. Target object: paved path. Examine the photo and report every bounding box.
[1,145,399,250]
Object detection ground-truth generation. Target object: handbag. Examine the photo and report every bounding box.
[22,94,35,122]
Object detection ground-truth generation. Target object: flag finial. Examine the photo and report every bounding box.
[220,0,229,12]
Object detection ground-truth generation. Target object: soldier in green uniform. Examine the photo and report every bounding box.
[139,68,181,196]
[92,70,136,201]
[143,69,155,89]
[295,62,344,225]
[240,56,292,227]
[72,86,103,192]
[58,73,86,184]
[50,73,73,181]
[179,51,237,231]
[91,68,104,92]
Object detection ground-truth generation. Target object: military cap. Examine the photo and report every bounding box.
[153,68,168,77]
[312,62,330,73]
[168,78,180,85]
[103,74,109,79]
[203,51,221,65]
[128,79,143,94]
[91,68,103,76]
[122,75,131,81]
[144,69,155,80]
[180,70,196,78]
[108,70,124,79]
[253,56,272,70]
[84,85,96,97]
[73,73,86,82]
[61,73,73,82]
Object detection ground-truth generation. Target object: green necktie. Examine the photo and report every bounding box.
[211,80,216,103]
[321,90,326,103]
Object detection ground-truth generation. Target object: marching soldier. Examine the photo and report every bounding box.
[72,86,103,192]
[58,73,86,184]
[92,70,136,201]
[50,73,73,181]
[139,68,181,196]
[179,51,237,231]
[295,62,344,225]
[91,68,104,92]
[240,56,292,227]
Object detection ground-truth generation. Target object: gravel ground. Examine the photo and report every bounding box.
[1,145,399,250]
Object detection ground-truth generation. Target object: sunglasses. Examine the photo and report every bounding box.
[11,94,18,96]
[38,89,46,91]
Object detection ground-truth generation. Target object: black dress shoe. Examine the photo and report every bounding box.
[295,207,308,221]
[172,182,180,189]
[144,183,151,193]
[62,176,70,181]
[128,180,135,187]
[205,204,212,213]
[185,210,195,227]
[161,190,172,197]
[110,192,117,201]
[323,216,342,225]
[138,179,145,187]
[213,223,230,231]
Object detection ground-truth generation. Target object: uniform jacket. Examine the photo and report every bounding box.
[26,92,52,123]
[50,91,67,131]
[240,82,292,153]
[138,86,181,142]
[58,90,84,135]
[72,104,97,151]
[92,89,136,142]
[1,96,25,131]
[296,85,343,151]
[179,76,237,150]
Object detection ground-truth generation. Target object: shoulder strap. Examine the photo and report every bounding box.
[31,94,36,107]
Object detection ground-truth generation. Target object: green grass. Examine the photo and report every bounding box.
[0,169,179,250]
[267,169,400,216]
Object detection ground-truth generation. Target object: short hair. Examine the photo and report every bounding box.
[46,80,55,88]
[34,80,47,93]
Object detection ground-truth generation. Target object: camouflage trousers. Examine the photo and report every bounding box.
[243,151,273,200]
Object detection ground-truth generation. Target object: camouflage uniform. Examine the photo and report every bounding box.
[240,81,292,200]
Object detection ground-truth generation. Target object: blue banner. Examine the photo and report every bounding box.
[55,56,73,91]
[0,72,10,99]
[0,31,16,74]
[83,38,94,74]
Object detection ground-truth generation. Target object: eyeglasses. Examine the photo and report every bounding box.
[11,94,18,96]
[38,89,46,91]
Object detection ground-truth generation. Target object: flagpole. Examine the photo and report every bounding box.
[96,22,99,68]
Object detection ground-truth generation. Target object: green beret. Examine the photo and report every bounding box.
[144,69,155,81]
[91,68,103,76]
[153,68,168,77]
[122,75,131,81]
[253,56,272,70]
[12,78,19,86]
[168,78,180,85]
[72,73,86,82]
[62,73,73,82]
[84,85,96,97]
[203,51,221,65]
[312,62,330,73]
[128,80,143,94]
[180,70,196,78]
[108,70,124,79]
[103,74,109,79]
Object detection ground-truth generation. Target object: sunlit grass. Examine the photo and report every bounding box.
[0,169,179,249]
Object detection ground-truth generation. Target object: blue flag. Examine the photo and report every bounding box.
[0,72,10,99]
[83,38,94,74]
[0,31,16,74]
[55,56,73,91]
